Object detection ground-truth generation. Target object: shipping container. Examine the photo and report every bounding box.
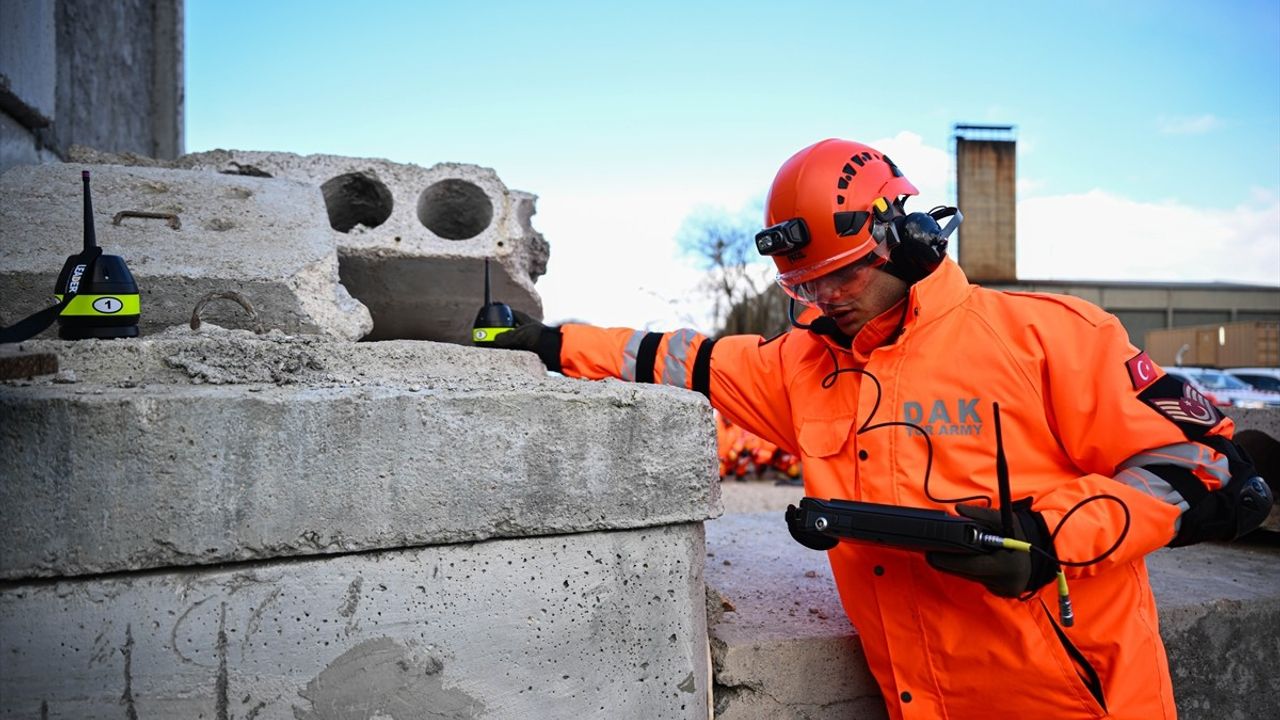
[1145,321,1280,368]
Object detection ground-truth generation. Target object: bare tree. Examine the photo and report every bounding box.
[721,283,791,338]
[676,202,786,337]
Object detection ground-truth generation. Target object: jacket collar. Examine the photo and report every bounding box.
[848,257,974,359]
[795,257,974,358]
[907,256,974,325]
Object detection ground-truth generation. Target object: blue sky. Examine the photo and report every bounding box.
[187,1,1280,332]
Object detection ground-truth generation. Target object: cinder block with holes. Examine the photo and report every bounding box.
[0,163,373,340]
[65,146,551,343]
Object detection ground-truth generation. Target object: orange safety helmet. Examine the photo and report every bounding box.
[759,139,919,290]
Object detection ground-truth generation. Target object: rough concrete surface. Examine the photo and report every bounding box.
[717,479,806,515]
[67,146,550,344]
[1143,538,1280,720]
[705,513,884,720]
[705,512,1280,720]
[0,163,372,340]
[0,523,710,720]
[1225,408,1280,531]
[0,329,721,579]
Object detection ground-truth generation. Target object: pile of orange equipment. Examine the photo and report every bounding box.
[715,411,802,481]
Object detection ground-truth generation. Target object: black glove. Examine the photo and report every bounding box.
[785,504,838,551]
[926,501,1057,598]
[485,310,563,372]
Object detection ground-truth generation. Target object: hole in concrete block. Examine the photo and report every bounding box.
[321,172,394,232]
[417,179,493,240]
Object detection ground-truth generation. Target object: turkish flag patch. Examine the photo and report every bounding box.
[1126,351,1159,391]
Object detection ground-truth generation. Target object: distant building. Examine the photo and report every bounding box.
[953,123,1280,351]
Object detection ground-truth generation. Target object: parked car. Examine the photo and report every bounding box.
[1163,367,1280,409]
[1225,367,1280,393]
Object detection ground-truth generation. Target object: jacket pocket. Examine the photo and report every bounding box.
[1037,598,1108,714]
[797,414,858,458]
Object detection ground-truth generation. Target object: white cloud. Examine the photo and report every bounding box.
[533,186,721,333]
[534,133,959,333]
[1017,188,1280,284]
[532,136,1278,337]
[1017,177,1047,197]
[869,131,952,207]
[1157,114,1222,135]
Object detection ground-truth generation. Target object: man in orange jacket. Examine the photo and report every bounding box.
[489,138,1272,719]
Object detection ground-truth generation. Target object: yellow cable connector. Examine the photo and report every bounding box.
[1057,571,1075,627]
[1000,538,1032,552]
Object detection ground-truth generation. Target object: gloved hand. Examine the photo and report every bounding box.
[484,309,562,372]
[926,502,1056,598]
[785,504,838,551]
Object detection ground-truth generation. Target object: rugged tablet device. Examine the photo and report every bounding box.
[791,497,987,554]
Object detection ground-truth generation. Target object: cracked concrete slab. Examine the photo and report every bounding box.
[0,524,710,720]
[0,163,372,340]
[0,329,721,580]
[67,146,550,344]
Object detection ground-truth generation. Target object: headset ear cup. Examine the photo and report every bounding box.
[886,212,947,284]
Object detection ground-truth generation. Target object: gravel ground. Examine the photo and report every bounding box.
[718,477,807,514]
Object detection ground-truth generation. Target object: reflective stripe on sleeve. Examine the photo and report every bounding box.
[660,328,700,389]
[1120,443,1232,489]
[1114,466,1191,513]
[621,330,646,381]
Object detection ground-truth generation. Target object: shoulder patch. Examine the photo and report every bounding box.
[1138,374,1222,439]
[1126,351,1159,391]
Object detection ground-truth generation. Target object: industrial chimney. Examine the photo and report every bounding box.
[954,124,1017,282]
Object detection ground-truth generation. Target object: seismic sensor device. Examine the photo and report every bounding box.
[0,170,140,343]
[53,171,141,339]
[471,258,515,344]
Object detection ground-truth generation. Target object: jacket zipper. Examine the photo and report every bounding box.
[1039,598,1107,712]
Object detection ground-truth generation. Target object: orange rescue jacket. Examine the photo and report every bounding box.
[557,258,1239,720]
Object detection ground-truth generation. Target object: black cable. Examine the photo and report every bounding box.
[817,345,1134,572]
[818,346,987,506]
[1046,494,1132,568]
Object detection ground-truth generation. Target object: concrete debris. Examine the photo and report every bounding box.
[66,146,550,344]
[0,525,710,719]
[1,330,720,579]
[0,163,373,341]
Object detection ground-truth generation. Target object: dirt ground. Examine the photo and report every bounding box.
[717,476,807,514]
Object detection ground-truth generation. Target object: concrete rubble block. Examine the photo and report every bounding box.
[704,512,1280,720]
[69,145,551,343]
[0,523,711,720]
[0,329,721,579]
[1148,540,1280,720]
[1224,407,1280,531]
[0,163,373,340]
[705,513,886,720]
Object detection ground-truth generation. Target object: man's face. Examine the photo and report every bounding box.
[807,261,910,337]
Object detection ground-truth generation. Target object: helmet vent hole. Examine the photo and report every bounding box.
[417,179,493,240]
[321,172,394,233]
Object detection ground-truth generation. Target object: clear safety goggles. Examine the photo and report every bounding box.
[776,240,892,305]
[776,196,911,304]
